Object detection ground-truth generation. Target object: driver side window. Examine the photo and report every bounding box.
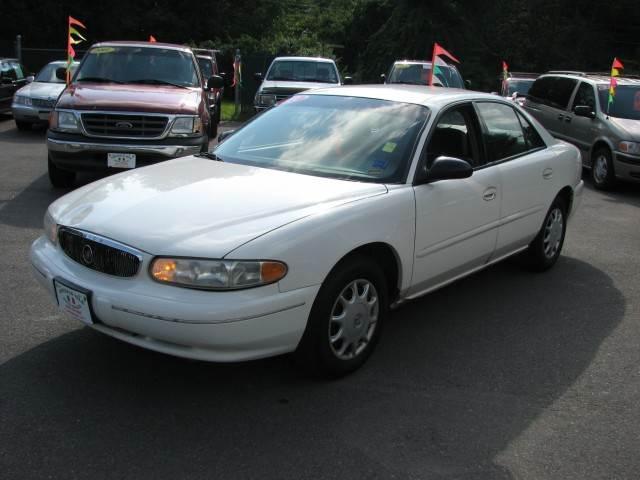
[423,104,480,169]
[572,82,596,112]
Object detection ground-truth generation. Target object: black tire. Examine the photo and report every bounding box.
[294,254,388,378]
[208,114,218,138]
[591,147,616,190]
[215,100,222,124]
[200,135,210,153]
[48,155,75,188]
[522,196,567,272]
[15,120,32,131]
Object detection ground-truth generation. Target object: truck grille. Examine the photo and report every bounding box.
[81,113,169,138]
[58,228,141,278]
[32,98,56,109]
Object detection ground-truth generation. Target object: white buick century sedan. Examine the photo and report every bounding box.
[31,85,584,376]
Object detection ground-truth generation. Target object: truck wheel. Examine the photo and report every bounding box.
[209,117,218,138]
[591,147,616,190]
[15,120,32,131]
[294,254,388,378]
[48,156,75,188]
[215,100,222,124]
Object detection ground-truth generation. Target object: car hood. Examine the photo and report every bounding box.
[49,157,388,258]
[16,81,66,100]
[609,117,640,140]
[259,80,340,95]
[56,83,201,114]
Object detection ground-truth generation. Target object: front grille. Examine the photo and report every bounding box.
[32,98,56,109]
[80,113,169,138]
[58,228,141,277]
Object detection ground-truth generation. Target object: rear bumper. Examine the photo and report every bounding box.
[47,132,205,172]
[613,152,640,183]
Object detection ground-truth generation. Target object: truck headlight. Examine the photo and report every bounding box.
[50,111,80,133]
[150,258,287,290]
[618,141,640,155]
[43,210,58,245]
[256,94,276,107]
[170,116,202,136]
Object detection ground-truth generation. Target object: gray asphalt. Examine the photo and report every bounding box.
[0,114,639,480]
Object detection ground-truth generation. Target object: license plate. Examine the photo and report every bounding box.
[54,279,94,325]
[107,153,136,169]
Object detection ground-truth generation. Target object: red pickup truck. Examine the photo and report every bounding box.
[46,41,224,188]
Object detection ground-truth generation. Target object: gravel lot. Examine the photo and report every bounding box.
[1,114,639,480]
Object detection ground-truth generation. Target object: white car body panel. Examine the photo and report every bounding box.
[31,85,584,362]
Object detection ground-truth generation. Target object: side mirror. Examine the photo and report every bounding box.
[26,75,35,83]
[55,67,67,81]
[207,75,224,90]
[343,76,353,85]
[464,79,472,89]
[254,72,263,83]
[417,156,473,184]
[217,129,236,143]
[380,73,386,84]
[574,105,596,119]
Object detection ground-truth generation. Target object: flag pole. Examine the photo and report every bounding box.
[428,43,437,86]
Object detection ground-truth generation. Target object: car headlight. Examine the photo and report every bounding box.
[50,110,80,133]
[150,258,287,290]
[256,94,276,107]
[170,116,202,136]
[14,95,32,106]
[618,141,640,155]
[43,210,58,245]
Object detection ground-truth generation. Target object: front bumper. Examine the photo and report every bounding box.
[47,131,205,172]
[12,104,51,122]
[30,235,318,362]
[614,152,640,183]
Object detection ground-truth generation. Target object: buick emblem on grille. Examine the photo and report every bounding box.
[82,244,94,265]
[115,121,134,129]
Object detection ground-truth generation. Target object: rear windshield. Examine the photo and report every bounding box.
[76,46,200,87]
[215,95,429,183]
[506,79,534,96]
[36,63,77,83]
[266,61,338,83]
[598,84,640,120]
[387,63,464,89]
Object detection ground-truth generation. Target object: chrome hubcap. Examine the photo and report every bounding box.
[594,155,608,183]
[543,207,564,259]
[329,279,379,360]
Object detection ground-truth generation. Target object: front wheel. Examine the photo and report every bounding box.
[522,196,567,271]
[591,147,616,190]
[294,254,388,377]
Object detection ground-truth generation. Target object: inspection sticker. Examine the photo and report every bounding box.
[382,142,397,153]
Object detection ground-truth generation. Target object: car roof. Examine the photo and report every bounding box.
[89,41,193,53]
[540,72,640,86]
[506,73,538,79]
[47,60,79,65]
[272,56,335,63]
[305,84,501,108]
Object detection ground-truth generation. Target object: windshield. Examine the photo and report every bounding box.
[75,46,200,87]
[507,80,534,96]
[598,84,640,120]
[197,57,213,80]
[36,63,77,83]
[215,95,429,183]
[266,60,339,83]
[387,63,465,88]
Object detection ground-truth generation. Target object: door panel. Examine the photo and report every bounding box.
[411,167,501,294]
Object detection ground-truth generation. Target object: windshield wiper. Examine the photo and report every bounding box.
[76,77,123,84]
[129,79,189,88]
[195,151,223,161]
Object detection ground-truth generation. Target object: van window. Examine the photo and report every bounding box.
[529,77,577,110]
[571,82,596,111]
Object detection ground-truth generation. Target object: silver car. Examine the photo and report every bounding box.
[524,71,640,188]
[11,60,78,131]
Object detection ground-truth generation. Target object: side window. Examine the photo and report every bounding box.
[424,105,480,168]
[529,77,577,110]
[516,112,546,150]
[9,62,25,80]
[571,82,596,111]
[476,102,528,162]
[528,77,553,104]
[1,62,13,81]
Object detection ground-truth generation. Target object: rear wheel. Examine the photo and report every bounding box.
[15,120,32,131]
[48,155,75,188]
[522,196,567,271]
[591,147,616,190]
[294,254,387,377]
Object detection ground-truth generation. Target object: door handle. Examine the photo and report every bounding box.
[483,188,497,201]
[564,116,572,123]
[557,114,564,120]
[543,168,553,179]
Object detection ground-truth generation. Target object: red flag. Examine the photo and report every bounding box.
[502,60,509,71]
[149,35,157,43]
[612,57,624,70]
[69,15,86,29]
[428,43,460,86]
